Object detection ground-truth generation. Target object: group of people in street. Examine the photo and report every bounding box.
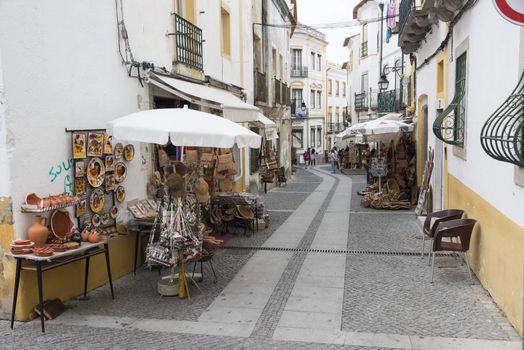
[302,148,317,169]
[302,147,343,174]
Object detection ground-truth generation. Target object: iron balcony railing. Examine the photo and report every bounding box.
[255,71,267,103]
[174,14,203,71]
[433,54,467,146]
[361,41,368,59]
[378,89,401,113]
[354,92,368,111]
[291,66,308,78]
[481,70,524,167]
[398,0,415,37]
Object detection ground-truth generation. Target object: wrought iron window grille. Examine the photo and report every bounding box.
[433,53,467,146]
[480,70,524,167]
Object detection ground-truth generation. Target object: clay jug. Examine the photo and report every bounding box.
[27,215,49,248]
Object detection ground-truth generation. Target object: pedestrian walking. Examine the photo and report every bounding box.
[303,148,310,169]
[330,147,338,173]
[310,148,316,167]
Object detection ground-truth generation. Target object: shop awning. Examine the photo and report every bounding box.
[107,108,261,148]
[148,74,259,122]
[252,113,278,140]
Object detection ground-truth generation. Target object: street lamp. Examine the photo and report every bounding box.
[378,74,389,92]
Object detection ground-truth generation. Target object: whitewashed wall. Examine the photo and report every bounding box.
[0,0,170,237]
[0,52,10,197]
[415,1,524,227]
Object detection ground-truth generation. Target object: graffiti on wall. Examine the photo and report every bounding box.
[48,158,74,194]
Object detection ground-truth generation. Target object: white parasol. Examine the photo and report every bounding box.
[107,107,262,148]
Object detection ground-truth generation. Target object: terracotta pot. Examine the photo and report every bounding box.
[27,215,49,248]
[88,232,101,243]
[81,229,91,242]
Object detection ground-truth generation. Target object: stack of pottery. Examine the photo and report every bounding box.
[80,228,102,243]
[25,193,80,209]
[10,240,34,255]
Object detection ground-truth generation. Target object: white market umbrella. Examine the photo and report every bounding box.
[107,108,262,148]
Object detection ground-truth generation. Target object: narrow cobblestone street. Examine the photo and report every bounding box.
[0,168,520,349]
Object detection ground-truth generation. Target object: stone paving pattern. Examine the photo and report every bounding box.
[0,167,519,349]
[0,320,392,350]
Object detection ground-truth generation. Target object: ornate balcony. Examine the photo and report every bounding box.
[481,71,524,167]
[174,14,203,71]
[378,89,401,113]
[291,66,308,78]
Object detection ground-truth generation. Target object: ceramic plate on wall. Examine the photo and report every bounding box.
[114,162,127,183]
[124,144,134,161]
[116,186,126,203]
[92,214,101,227]
[87,157,106,188]
[89,188,105,213]
[114,143,123,160]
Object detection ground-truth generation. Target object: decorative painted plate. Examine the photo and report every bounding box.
[101,212,110,225]
[91,214,101,227]
[89,188,105,213]
[109,206,118,219]
[114,162,127,183]
[87,157,106,188]
[114,143,123,160]
[116,186,125,203]
[124,144,134,161]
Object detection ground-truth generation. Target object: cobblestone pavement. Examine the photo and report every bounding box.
[1,168,520,349]
[0,320,391,350]
[344,175,520,342]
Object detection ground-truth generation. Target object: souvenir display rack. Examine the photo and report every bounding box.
[66,128,132,234]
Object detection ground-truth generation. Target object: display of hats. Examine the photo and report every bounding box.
[166,173,186,198]
[221,208,235,222]
[195,177,210,203]
[237,206,255,220]
[50,210,75,240]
